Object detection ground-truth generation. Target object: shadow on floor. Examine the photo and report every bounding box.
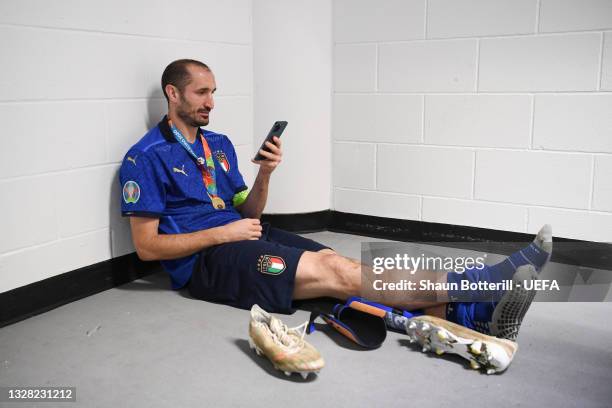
[233,338,319,382]
[114,271,171,292]
[397,338,485,374]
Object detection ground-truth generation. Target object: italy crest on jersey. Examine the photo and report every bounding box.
[214,150,230,172]
[257,255,286,275]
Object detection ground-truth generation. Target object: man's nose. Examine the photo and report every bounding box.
[205,96,214,110]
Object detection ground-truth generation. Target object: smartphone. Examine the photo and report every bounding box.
[253,121,288,161]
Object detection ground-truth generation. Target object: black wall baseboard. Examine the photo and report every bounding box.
[261,210,331,233]
[2,210,610,328]
[266,211,612,272]
[0,254,161,328]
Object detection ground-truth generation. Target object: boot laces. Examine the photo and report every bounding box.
[269,318,307,352]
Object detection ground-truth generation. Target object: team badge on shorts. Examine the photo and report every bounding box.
[215,150,230,172]
[257,255,286,275]
[123,180,140,204]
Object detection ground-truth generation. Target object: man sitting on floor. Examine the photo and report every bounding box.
[119,59,552,371]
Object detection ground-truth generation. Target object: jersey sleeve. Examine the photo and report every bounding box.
[119,149,166,217]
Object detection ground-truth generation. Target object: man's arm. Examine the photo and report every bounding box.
[235,136,283,219]
[235,170,270,219]
[130,216,262,261]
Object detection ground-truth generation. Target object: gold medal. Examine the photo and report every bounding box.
[212,196,225,209]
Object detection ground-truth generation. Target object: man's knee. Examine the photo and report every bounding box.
[320,253,361,297]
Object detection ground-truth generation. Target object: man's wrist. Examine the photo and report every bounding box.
[257,167,273,178]
[204,225,227,246]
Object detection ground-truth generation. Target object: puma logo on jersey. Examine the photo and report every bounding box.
[127,155,137,166]
[173,164,188,176]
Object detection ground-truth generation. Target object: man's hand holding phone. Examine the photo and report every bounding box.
[252,121,287,176]
[252,136,282,175]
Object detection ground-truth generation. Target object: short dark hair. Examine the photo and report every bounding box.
[161,59,210,102]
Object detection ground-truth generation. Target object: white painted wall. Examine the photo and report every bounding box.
[0,0,254,293]
[252,0,332,213]
[2,0,609,294]
[332,0,612,242]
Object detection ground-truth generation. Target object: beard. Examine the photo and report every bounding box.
[176,95,210,127]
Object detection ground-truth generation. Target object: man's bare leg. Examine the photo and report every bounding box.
[295,224,552,333]
[293,250,449,318]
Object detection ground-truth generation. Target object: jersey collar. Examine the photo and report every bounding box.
[158,115,176,143]
[158,115,205,143]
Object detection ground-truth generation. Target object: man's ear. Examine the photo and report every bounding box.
[165,84,179,103]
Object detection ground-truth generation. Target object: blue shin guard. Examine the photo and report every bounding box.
[306,297,424,348]
[307,303,387,349]
[344,297,423,332]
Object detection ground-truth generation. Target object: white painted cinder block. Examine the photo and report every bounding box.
[0,229,112,293]
[0,176,58,254]
[0,0,256,292]
[0,26,251,101]
[333,143,376,189]
[602,33,612,91]
[425,95,531,148]
[106,99,166,163]
[475,151,592,208]
[479,33,601,91]
[254,0,332,213]
[333,0,426,42]
[377,146,473,198]
[205,44,253,97]
[111,216,135,259]
[334,44,377,92]
[147,40,253,97]
[422,197,527,232]
[109,168,135,258]
[334,95,422,143]
[539,0,612,32]
[209,96,253,147]
[0,0,253,44]
[593,156,612,212]
[55,165,119,238]
[427,0,537,39]
[379,40,477,92]
[0,101,107,179]
[533,95,612,153]
[528,207,612,242]
[334,188,420,220]
[234,144,254,189]
[0,26,155,100]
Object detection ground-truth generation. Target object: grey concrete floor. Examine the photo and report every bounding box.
[1,231,611,408]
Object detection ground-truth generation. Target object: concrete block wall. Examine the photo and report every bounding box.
[0,0,254,293]
[332,0,612,242]
[1,0,610,294]
[253,0,332,214]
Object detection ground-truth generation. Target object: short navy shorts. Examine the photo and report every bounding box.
[187,223,331,313]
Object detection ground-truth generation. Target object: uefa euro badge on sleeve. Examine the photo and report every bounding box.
[123,181,140,204]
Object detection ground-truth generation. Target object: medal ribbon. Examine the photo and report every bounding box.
[168,119,223,206]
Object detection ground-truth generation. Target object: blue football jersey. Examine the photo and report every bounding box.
[119,116,248,289]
